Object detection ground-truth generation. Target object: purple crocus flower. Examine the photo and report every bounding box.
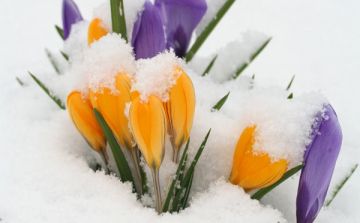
[132,0,207,59]
[62,0,83,40]
[296,104,343,223]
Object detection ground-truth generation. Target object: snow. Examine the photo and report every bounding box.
[1,0,360,222]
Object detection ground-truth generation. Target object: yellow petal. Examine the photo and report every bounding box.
[229,126,288,192]
[164,68,195,161]
[89,73,134,151]
[88,18,108,46]
[130,95,166,169]
[67,91,106,152]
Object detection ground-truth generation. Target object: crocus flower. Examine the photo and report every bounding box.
[89,73,144,193]
[163,67,195,163]
[129,94,167,214]
[296,104,342,223]
[229,126,288,193]
[88,18,108,46]
[62,0,83,40]
[67,91,109,173]
[132,0,207,59]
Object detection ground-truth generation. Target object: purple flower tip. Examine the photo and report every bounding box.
[296,104,343,223]
[132,1,166,60]
[62,0,83,40]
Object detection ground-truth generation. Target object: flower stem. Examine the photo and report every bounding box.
[172,147,181,164]
[99,149,110,174]
[151,168,162,214]
[131,148,143,196]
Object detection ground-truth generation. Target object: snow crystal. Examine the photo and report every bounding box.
[131,50,184,102]
[71,33,136,97]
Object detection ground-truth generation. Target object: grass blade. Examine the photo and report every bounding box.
[180,169,195,211]
[110,0,127,42]
[201,55,218,76]
[212,92,230,111]
[45,49,60,74]
[139,151,148,195]
[60,51,69,61]
[171,129,211,212]
[233,37,272,79]
[28,72,65,109]
[185,0,236,62]
[94,108,134,184]
[251,164,305,200]
[326,164,358,206]
[55,25,64,40]
[286,75,295,91]
[287,93,293,99]
[162,139,191,212]
[16,77,24,86]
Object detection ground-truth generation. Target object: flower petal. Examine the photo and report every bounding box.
[62,0,83,40]
[155,0,207,57]
[132,1,165,60]
[296,104,342,223]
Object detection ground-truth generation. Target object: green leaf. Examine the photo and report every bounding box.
[175,154,188,196]
[171,129,211,212]
[201,55,218,77]
[252,74,255,79]
[60,51,69,61]
[110,0,127,42]
[16,77,24,86]
[139,152,148,195]
[185,0,236,62]
[251,164,305,200]
[286,75,295,91]
[233,38,272,79]
[287,93,293,99]
[94,108,134,184]
[45,49,60,74]
[28,72,65,110]
[55,25,64,40]
[212,92,230,111]
[326,164,358,206]
[162,139,190,213]
[180,169,195,211]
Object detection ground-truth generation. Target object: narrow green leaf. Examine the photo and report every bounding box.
[16,77,24,86]
[201,55,218,77]
[251,164,305,200]
[110,0,127,42]
[162,139,191,212]
[60,51,69,61]
[287,93,293,99]
[180,169,195,211]
[212,92,230,111]
[233,38,272,79]
[45,49,60,74]
[55,25,64,40]
[139,152,148,195]
[185,0,236,62]
[171,129,211,212]
[94,108,134,184]
[252,74,255,79]
[175,154,188,196]
[28,72,65,109]
[286,75,295,91]
[326,164,358,206]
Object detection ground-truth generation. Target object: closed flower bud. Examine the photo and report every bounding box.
[88,18,108,46]
[164,67,195,163]
[129,94,167,169]
[89,73,133,152]
[230,126,288,193]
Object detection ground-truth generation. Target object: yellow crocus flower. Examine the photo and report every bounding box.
[230,126,288,193]
[129,94,166,214]
[88,18,108,46]
[67,91,109,172]
[164,67,195,163]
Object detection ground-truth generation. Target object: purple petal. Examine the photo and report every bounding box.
[132,1,166,60]
[296,104,342,223]
[62,0,83,40]
[155,0,207,57]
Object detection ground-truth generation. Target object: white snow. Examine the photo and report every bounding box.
[0,0,359,222]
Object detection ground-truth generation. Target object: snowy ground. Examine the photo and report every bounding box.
[1,0,359,222]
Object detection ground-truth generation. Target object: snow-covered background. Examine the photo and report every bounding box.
[1,0,359,222]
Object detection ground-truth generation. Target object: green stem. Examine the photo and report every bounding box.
[131,148,143,196]
[110,0,127,42]
[151,168,162,214]
[99,149,110,175]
